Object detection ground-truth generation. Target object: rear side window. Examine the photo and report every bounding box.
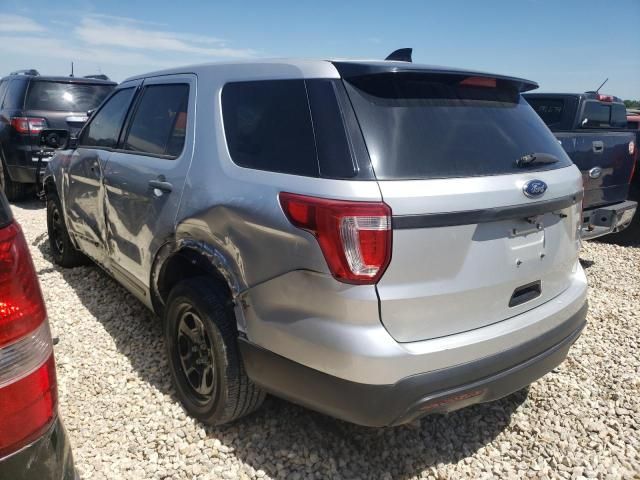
[526,98,564,127]
[2,79,26,109]
[124,84,189,158]
[80,88,135,149]
[0,80,9,108]
[222,80,318,176]
[344,73,572,180]
[25,81,113,112]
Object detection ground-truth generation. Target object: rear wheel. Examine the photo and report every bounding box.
[46,192,87,267]
[165,277,265,425]
[0,161,30,201]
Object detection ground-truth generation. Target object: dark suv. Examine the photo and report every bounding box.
[0,70,115,200]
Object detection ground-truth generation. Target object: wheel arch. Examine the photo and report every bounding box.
[151,238,244,317]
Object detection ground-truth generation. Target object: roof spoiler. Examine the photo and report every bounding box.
[385,48,412,63]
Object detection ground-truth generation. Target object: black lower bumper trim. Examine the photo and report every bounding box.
[0,417,76,480]
[240,301,588,427]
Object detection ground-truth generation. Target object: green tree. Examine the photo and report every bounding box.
[624,100,640,109]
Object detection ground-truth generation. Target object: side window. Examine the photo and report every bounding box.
[80,88,135,149]
[306,79,357,178]
[123,84,189,157]
[2,79,26,109]
[0,80,8,108]
[222,80,318,176]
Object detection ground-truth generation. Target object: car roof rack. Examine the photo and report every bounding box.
[9,69,40,76]
[84,74,110,81]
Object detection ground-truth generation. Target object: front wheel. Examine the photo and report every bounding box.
[164,277,265,425]
[46,192,88,267]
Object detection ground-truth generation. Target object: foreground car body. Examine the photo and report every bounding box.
[43,58,588,426]
[0,192,75,479]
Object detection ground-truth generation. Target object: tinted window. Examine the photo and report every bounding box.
[2,79,26,109]
[81,88,135,149]
[124,84,189,157]
[0,80,8,108]
[610,103,628,128]
[344,73,572,180]
[25,81,113,112]
[581,101,611,128]
[527,98,564,126]
[306,80,356,178]
[222,80,318,176]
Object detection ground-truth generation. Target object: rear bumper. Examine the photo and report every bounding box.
[0,417,76,480]
[581,200,637,240]
[241,300,587,427]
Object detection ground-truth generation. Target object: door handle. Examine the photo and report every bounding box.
[592,141,604,153]
[148,179,173,193]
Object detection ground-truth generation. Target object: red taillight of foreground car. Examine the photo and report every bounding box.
[279,193,392,284]
[10,117,47,135]
[0,221,56,458]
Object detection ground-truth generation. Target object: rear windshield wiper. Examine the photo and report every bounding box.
[516,153,559,168]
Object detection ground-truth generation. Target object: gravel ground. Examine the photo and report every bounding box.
[10,199,640,480]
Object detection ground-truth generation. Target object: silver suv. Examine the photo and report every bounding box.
[43,58,588,427]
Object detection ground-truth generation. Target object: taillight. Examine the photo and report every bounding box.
[596,94,614,102]
[10,117,47,135]
[0,222,56,458]
[279,193,392,284]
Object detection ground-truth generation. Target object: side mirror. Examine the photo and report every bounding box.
[39,129,71,150]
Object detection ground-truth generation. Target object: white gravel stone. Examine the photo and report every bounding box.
[10,199,640,479]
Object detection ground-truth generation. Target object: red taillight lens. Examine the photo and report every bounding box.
[0,221,55,457]
[10,117,47,135]
[596,94,613,102]
[279,193,392,284]
[0,223,46,346]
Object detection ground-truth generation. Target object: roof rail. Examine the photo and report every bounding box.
[84,74,110,81]
[9,69,40,76]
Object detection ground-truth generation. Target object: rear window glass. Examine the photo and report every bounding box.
[124,84,189,158]
[25,81,113,112]
[2,79,26,109]
[344,73,572,180]
[526,98,564,127]
[581,102,610,128]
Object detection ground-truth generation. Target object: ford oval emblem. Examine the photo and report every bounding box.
[523,179,547,199]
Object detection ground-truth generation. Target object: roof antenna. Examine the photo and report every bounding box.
[385,48,412,63]
[70,61,74,78]
[595,78,608,93]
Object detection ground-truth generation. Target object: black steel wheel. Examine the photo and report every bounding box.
[165,277,265,425]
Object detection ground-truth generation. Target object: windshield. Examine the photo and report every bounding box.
[25,81,114,112]
[344,73,572,180]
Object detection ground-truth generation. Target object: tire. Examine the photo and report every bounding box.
[46,192,87,267]
[164,277,265,425]
[0,160,30,202]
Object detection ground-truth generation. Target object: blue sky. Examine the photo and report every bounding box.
[0,0,638,98]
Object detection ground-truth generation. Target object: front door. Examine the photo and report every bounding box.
[66,86,138,263]
[102,75,194,295]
